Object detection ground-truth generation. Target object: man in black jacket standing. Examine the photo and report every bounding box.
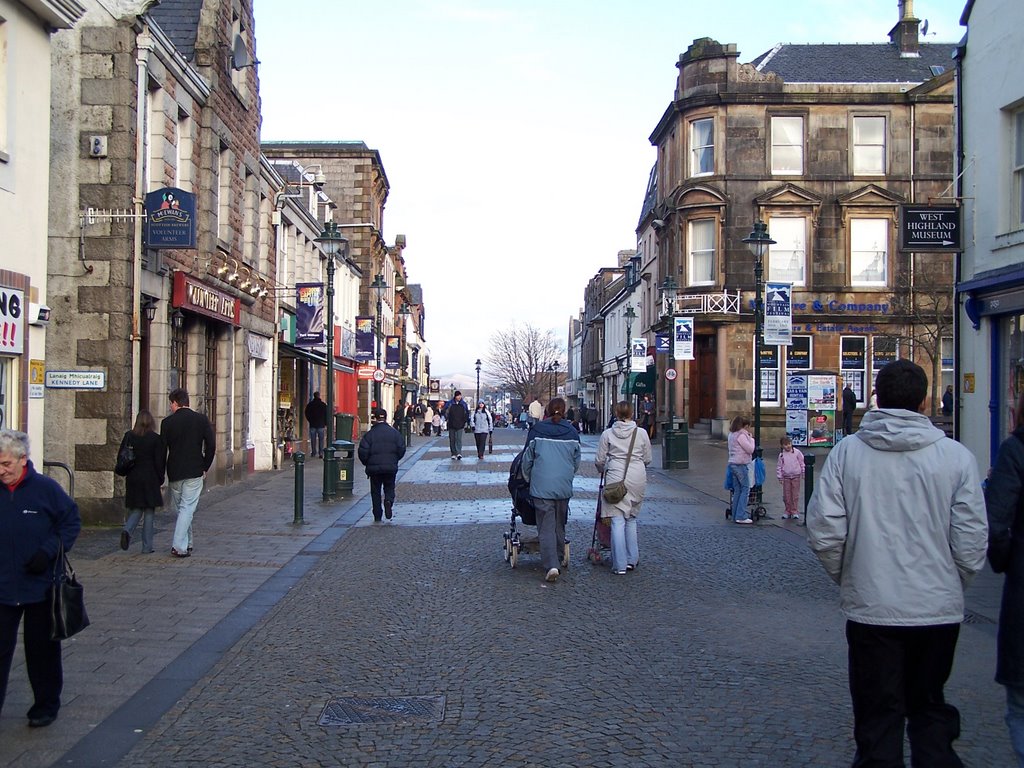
[445,391,470,460]
[161,388,215,557]
[304,391,328,457]
[357,408,406,522]
[842,382,858,437]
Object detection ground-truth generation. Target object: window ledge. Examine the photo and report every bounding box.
[993,229,1024,251]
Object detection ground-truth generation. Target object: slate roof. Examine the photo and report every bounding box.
[749,42,957,83]
[147,0,204,62]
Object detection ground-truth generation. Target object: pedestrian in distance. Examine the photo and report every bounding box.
[578,403,588,434]
[641,394,656,438]
[518,410,528,430]
[393,400,407,428]
[527,397,544,427]
[776,435,805,520]
[304,391,328,458]
[118,410,166,553]
[431,407,442,436]
[943,384,954,417]
[421,402,434,437]
[595,400,652,575]
[161,388,216,558]
[984,389,1024,766]
[0,429,81,729]
[445,390,470,460]
[727,415,755,524]
[807,359,987,767]
[842,382,857,437]
[522,397,580,583]
[471,402,493,459]
[357,407,406,522]
[412,400,426,436]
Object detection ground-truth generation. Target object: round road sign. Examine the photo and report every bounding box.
[665,368,678,381]
[372,368,386,382]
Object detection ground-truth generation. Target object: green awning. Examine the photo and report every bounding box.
[621,371,655,394]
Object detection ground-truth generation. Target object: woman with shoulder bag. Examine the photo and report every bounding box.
[118,410,166,554]
[596,401,653,575]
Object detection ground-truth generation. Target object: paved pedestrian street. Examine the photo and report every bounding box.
[1,430,1014,767]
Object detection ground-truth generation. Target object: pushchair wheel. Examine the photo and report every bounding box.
[561,542,570,570]
[502,535,511,562]
[509,544,518,569]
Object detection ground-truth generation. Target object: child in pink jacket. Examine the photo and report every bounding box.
[777,436,806,520]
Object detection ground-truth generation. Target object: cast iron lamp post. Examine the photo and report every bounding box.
[370,273,388,408]
[660,276,678,437]
[624,303,636,410]
[314,222,348,501]
[397,302,414,444]
[742,219,776,454]
[475,358,482,405]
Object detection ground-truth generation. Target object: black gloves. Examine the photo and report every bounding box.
[25,550,50,574]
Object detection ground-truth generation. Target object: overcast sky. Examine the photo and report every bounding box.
[252,0,967,380]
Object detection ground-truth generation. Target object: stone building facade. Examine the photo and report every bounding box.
[47,0,276,522]
[647,6,956,444]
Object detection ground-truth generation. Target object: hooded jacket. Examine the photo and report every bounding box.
[0,460,82,606]
[807,408,987,626]
[595,419,653,518]
[521,418,580,500]
[357,421,407,475]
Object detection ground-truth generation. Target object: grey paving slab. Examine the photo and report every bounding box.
[0,428,1010,768]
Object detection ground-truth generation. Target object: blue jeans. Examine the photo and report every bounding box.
[448,427,464,456]
[169,476,204,553]
[1007,685,1024,766]
[609,515,638,573]
[309,427,326,457]
[124,507,155,553]
[729,463,752,522]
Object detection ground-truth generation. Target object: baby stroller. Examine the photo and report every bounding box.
[503,449,570,569]
[587,476,612,564]
[723,456,768,522]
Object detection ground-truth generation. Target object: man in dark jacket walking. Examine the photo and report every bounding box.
[445,390,470,460]
[842,382,858,437]
[161,388,215,557]
[304,392,328,457]
[357,408,406,522]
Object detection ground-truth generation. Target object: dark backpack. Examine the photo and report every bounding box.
[507,448,536,525]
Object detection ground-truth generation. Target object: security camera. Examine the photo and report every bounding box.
[313,171,326,190]
[652,219,666,230]
[29,303,52,326]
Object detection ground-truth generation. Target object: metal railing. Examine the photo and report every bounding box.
[663,290,741,317]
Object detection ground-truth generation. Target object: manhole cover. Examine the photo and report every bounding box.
[318,695,446,726]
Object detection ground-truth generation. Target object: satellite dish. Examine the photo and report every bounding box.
[231,34,253,70]
[921,19,930,36]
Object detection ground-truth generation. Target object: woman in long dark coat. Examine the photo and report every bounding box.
[118,410,166,553]
[985,390,1024,765]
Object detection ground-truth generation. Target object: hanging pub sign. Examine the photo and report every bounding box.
[385,335,401,369]
[764,282,793,345]
[841,337,866,369]
[172,272,240,326]
[355,317,374,360]
[0,288,24,355]
[673,317,694,360]
[144,188,196,249]
[294,283,324,347]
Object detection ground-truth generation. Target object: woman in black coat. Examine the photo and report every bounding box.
[118,410,166,553]
[984,391,1024,765]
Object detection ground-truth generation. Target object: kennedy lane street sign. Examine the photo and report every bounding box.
[899,205,961,252]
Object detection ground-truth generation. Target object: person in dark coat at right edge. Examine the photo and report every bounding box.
[985,390,1024,766]
[358,408,406,522]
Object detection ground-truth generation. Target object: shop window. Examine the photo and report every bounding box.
[175,109,193,190]
[940,336,954,392]
[689,117,714,177]
[771,116,803,175]
[217,143,231,244]
[204,325,218,424]
[841,336,867,402]
[767,216,806,285]
[853,116,886,175]
[850,218,889,286]
[687,219,716,286]
[170,319,187,391]
[1001,314,1024,437]
[1013,109,1024,230]
[871,336,899,384]
[756,342,780,406]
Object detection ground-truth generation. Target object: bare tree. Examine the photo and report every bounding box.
[486,323,563,402]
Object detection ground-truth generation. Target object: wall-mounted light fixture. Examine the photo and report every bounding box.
[141,295,158,323]
[170,308,185,329]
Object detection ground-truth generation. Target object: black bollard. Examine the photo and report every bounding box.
[293,451,305,524]
[802,453,816,526]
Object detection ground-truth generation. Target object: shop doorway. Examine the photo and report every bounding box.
[690,334,717,425]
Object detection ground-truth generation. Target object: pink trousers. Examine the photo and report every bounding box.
[781,475,802,516]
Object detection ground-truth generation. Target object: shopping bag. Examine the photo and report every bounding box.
[50,545,90,641]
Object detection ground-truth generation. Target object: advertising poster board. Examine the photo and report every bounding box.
[807,410,836,446]
[355,317,374,360]
[294,283,324,347]
[764,282,793,345]
[673,317,694,360]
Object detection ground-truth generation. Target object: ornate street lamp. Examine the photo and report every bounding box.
[624,303,636,409]
[475,358,482,405]
[742,219,776,455]
[397,302,414,445]
[370,273,388,408]
[315,221,348,501]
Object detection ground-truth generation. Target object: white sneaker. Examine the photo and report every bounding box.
[545,568,560,582]
[456,454,463,460]
[791,514,801,520]
[734,518,754,525]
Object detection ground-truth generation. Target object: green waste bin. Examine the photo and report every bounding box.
[662,421,689,470]
[335,413,355,442]
[334,440,355,496]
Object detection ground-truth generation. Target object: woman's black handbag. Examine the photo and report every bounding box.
[114,438,136,476]
[50,544,90,641]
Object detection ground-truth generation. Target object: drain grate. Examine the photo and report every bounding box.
[317,695,446,726]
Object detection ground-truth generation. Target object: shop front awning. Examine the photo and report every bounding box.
[279,343,354,373]
[621,371,655,394]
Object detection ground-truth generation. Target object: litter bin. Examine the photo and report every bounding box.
[335,413,355,442]
[334,439,355,496]
[662,420,689,470]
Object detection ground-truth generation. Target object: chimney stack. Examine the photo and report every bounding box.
[889,0,921,56]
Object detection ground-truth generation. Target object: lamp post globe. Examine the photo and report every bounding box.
[742,219,776,456]
[475,358,482,405]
